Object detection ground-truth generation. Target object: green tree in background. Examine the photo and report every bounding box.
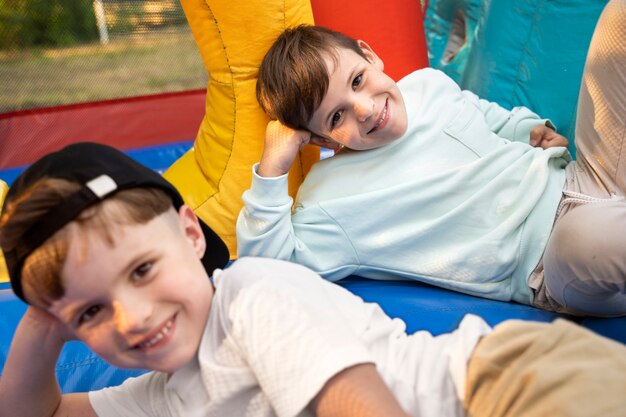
[0,0,98,50]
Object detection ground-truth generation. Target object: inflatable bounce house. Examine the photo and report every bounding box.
[1,0,624,395]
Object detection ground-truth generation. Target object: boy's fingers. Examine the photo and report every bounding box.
[538,132,569,150]
[529,125,545,147]
[308,135,328,148]
[266,121,311,149]
[309,135,343,150]
[307,139,323,148]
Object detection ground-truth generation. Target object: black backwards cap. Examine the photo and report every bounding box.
[1,142,229,302]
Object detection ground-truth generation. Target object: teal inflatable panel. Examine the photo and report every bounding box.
[424,0,483,83]
[425,0,609,157]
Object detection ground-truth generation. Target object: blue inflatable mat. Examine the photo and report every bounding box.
[1,278,625,394]
[341,278,626,343]
[1,141,624,395]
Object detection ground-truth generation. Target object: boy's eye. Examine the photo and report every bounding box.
[132,262,153,281]
[331,111,342,127]
[352,74,362,90]
[78,305,102,325]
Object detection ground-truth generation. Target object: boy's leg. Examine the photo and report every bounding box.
[543,201,626,316]
[464,319,626,417]
[541,0,626,316]
[572,0,626,195]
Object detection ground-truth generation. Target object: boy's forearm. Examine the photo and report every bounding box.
[237,163,296,260]
[311,364,410,417]
[0,309,65,417]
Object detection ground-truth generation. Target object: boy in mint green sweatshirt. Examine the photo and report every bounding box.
[237,1,626,317]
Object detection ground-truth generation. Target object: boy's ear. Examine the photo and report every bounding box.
[178,205,206,259]
[357,40,384,71]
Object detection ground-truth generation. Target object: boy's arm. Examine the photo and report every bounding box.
[461,89,567,148]
[258,120,313,178]
[311,364,410,417]
[236,163,296,261]
[0,307,97,417]
[237,120,305,260]
[238,122,356,274]
[237,168,357,276]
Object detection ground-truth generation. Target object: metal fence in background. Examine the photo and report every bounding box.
[94,0,189,43]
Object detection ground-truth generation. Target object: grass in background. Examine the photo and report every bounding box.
[0,28,207,113]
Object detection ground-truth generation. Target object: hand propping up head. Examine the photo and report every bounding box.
[258,120,342,178]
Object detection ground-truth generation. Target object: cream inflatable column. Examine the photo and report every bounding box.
[164,0,319,258]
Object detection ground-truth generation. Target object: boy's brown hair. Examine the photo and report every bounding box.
[256,25,368,130]
[0,178,171,307]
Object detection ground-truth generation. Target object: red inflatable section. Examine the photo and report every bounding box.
[311,0,429,81]
[0,90,205,169]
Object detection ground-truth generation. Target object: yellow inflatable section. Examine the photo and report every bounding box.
[164,0,320,258]
[0,180,8,283]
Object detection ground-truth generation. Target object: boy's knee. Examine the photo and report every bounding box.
[544,202,626,316]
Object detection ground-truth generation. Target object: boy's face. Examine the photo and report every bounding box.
[307,41,408,150]
[47,205,213,374]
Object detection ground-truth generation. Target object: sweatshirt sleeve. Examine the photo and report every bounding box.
[236,163,298,261]
[460,89,553,144]
[236,164,359,279]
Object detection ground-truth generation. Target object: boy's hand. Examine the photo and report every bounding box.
[23,305,75,344]
[529,124,569,149]
[258,121,341,178]
[258,121,313,178]
[0,306,84,417]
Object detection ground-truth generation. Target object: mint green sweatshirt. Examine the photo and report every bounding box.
[237,69,569,304]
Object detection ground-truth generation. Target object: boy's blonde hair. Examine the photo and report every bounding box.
[256,25,368,130]
[0,178,171,307]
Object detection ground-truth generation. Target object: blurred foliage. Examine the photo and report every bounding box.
[0,0,98,49]
[0,0,187,50]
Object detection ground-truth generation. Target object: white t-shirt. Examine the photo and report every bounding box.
[89,257,491,417]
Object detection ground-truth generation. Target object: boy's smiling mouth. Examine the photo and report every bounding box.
[133,315,176,351]
[367,98,389,134]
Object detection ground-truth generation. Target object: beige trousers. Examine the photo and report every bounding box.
[534,0,626,316]
[464,319,626,417]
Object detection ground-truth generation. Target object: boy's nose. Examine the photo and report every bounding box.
[113,297,152,333]
[354,97,374,122]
